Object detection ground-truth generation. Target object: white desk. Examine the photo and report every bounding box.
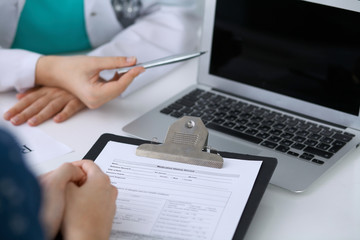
[1,60,359,240]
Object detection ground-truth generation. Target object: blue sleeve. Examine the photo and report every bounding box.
[0,128,45,240]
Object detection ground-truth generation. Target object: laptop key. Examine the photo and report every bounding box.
[344,132,356,137]
[292,143,306,150]
[223,122,236,128]
[328,145,343,153]
[212,118,225,124]
[226,115,238,121]
[320,137,334,144]
[293,136,306,142]
[201,115,214,122]
[268,136,282,142]
[280,139,293,146]
[160,108,173,114]
[206,122,263,144]
[304,139,317,147]
[287,151,299,157]
[245,129,258,136]
[256,132,270,139]
[201,92,215,99]
[273,123,286,130]
[286,119,299,126]
[263,120,275,126]
[251,116,263,122]
[317,143,330,151]
[303,146,333,159]
[281,132,294,139]
[240,113,252,119]
[320,129,334,137]
[166,103,183,111]
[312,159,325,165]
[296,130,309,137]
[234,125,247,132]
[261,141,278,149]
[333,140,346,147]
[237,119,248,125]
[247,122,260,128]
[188,89,204,96]
[176,99,195,108]
[332,133,353,142]
[189,111,203,117]
[300,153,314,161]
[285,127,298,134]
[298,122,312,130]
[170,111,183,118]
[275,145,289,152]
[269,129,282,136]
[308,133,322,140]
[308,126,322,133]
[179,108,193,114]
[258,125,271,132]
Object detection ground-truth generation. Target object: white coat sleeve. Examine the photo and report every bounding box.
[0,49,41,92]
[87,5,201,97]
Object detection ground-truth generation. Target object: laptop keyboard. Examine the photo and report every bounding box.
[160,89,355,165]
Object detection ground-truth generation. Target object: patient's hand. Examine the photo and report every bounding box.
[3,86,86,126]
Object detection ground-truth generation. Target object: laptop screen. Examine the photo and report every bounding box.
[209,0,360,116]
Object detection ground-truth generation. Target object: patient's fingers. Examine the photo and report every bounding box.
[53,98,85,123]
[6,92,48,125]
[3,88,43,121]
[27,96,83,126]
[3,87,86,126]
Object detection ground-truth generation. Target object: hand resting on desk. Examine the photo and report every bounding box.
[4,86,86,126]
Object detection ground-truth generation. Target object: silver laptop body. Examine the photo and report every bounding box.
[123,0,360,192]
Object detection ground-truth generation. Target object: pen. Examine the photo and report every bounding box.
[117,51,206,74]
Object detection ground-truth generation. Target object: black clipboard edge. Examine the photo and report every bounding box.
[84,133,146,160]
[84,133,277,240]
[218,151,277,240]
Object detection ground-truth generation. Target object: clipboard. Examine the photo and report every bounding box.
[84,117,277,240]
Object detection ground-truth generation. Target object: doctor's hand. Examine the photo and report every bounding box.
[35,55,145,109]
[3,86,86,126]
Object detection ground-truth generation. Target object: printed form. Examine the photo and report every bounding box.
[94,141,262,240]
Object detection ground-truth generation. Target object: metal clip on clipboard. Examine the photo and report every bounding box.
[136,116,224,168]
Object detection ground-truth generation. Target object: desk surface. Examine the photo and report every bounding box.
[1,60,359,240]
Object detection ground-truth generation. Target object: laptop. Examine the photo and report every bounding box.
[123,0,360,192]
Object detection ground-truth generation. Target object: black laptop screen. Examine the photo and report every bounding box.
[210,0,360,116]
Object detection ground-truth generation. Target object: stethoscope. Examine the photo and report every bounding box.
[111,0,143,28]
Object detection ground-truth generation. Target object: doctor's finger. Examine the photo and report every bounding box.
[102,66,145,99]
[94,56,137,71]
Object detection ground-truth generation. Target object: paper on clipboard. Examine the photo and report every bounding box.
[94,141,262,240]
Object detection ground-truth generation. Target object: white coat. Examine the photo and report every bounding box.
[0,0,201,96]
